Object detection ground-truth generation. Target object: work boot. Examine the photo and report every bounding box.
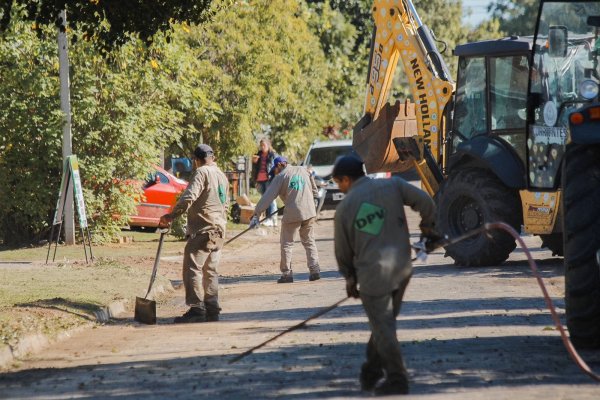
[359,365,384,391]
[277,274,293,283]
[309,272,321,281]
[309,265,320,281]
[174,307,206,323]
[374,376,409,396]
[206,305,221,322]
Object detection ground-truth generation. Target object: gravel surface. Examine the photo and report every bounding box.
[1,209,599,399]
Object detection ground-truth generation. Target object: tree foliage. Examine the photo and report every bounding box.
[162,0,334,162]
[0,0,334,245]
[0,0,531,246]
[489,0,539,36]
[0,0,214,47]
[0,7,182,245]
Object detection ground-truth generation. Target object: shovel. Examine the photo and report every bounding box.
[134,208,283,324]
[134,229,168,325]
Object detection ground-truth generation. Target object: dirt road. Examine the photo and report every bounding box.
[1,209,599,399]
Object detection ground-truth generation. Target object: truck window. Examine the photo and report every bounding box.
[453,57,487,140]
[306,146,354,166]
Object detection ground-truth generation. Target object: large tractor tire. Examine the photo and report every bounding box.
[540,233,564,256]
[437,168,523,266]
[564,143,600,348]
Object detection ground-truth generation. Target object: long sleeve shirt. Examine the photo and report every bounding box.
[334,176,435,296]
[254,165,318,224]
[166,163,229,236]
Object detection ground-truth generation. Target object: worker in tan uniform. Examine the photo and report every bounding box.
[159,144,229,323]
[251,156,320,283]
[332,155,439,395]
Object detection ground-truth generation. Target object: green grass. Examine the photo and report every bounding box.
[0,223,249,262]
[0,257,171,349]
[0,259,158,309]
[0,224,252,352]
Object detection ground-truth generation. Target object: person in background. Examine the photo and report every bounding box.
[252,138,278,226]
[332,155,439,395]
[251,156,321,283]
[159,144,229,323]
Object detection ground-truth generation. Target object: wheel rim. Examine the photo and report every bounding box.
[448,195,484,236]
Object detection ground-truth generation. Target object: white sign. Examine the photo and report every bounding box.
[52,155,88,229]
[532,125,567,145]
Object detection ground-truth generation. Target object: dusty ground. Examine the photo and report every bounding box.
[1,208,600,399]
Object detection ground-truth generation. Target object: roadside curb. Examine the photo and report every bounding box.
[0,282,172,370]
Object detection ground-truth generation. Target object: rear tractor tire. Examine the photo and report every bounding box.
[436,168,523,266]
[564,143,600,348]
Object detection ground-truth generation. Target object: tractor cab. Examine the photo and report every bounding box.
[447,37,532,181]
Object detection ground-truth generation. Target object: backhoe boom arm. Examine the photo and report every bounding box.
[358,0,455,173]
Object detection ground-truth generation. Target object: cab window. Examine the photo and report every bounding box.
[490,55,528,131]
[453,57,487,140]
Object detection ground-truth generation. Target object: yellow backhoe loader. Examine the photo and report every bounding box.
[353,0,561,267]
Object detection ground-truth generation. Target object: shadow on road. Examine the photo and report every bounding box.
[218,270,342,285]
[15,298,100,321]
[413,260,564,280]
[1,335,596,399]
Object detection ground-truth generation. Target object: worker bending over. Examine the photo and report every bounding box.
[332,155,438,395]
[251,156,321,283]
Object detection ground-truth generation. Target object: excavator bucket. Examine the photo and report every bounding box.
[353,100,419,173]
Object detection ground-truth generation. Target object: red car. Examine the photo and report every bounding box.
[129,166,188,228]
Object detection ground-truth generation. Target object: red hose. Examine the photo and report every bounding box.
[484,222,600,382]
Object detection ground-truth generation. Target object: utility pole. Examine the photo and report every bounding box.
[57,10,75,245]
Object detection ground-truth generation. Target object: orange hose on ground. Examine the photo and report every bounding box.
[484,222,600,382]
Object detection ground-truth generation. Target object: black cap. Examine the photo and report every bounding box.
[332,155,365,178]
[194,144,214,159]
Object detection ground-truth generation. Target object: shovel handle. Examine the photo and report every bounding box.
[144,230,167,299]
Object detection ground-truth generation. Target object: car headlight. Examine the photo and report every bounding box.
[579,80,599,100]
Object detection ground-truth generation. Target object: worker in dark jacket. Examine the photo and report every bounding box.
[332,155,438,395]
[159,144,229,323]
[252,156,320,283]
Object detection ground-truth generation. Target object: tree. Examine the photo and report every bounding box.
[304,1,366,130]
[488,0,539,36]
[467,18,505,42]
[0,7,184,245]
[163,0,334,162]
[0,0,214,47]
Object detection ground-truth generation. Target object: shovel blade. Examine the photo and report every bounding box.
[134,297,156,325]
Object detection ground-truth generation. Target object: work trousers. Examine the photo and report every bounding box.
[279,217,319,276]
[360,274,412,385]
[182,233,221,315]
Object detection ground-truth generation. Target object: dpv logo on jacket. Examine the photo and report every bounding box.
[289,175,305,191]
[354,202,386,235]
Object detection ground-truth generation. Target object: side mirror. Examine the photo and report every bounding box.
[548,25,568,58]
